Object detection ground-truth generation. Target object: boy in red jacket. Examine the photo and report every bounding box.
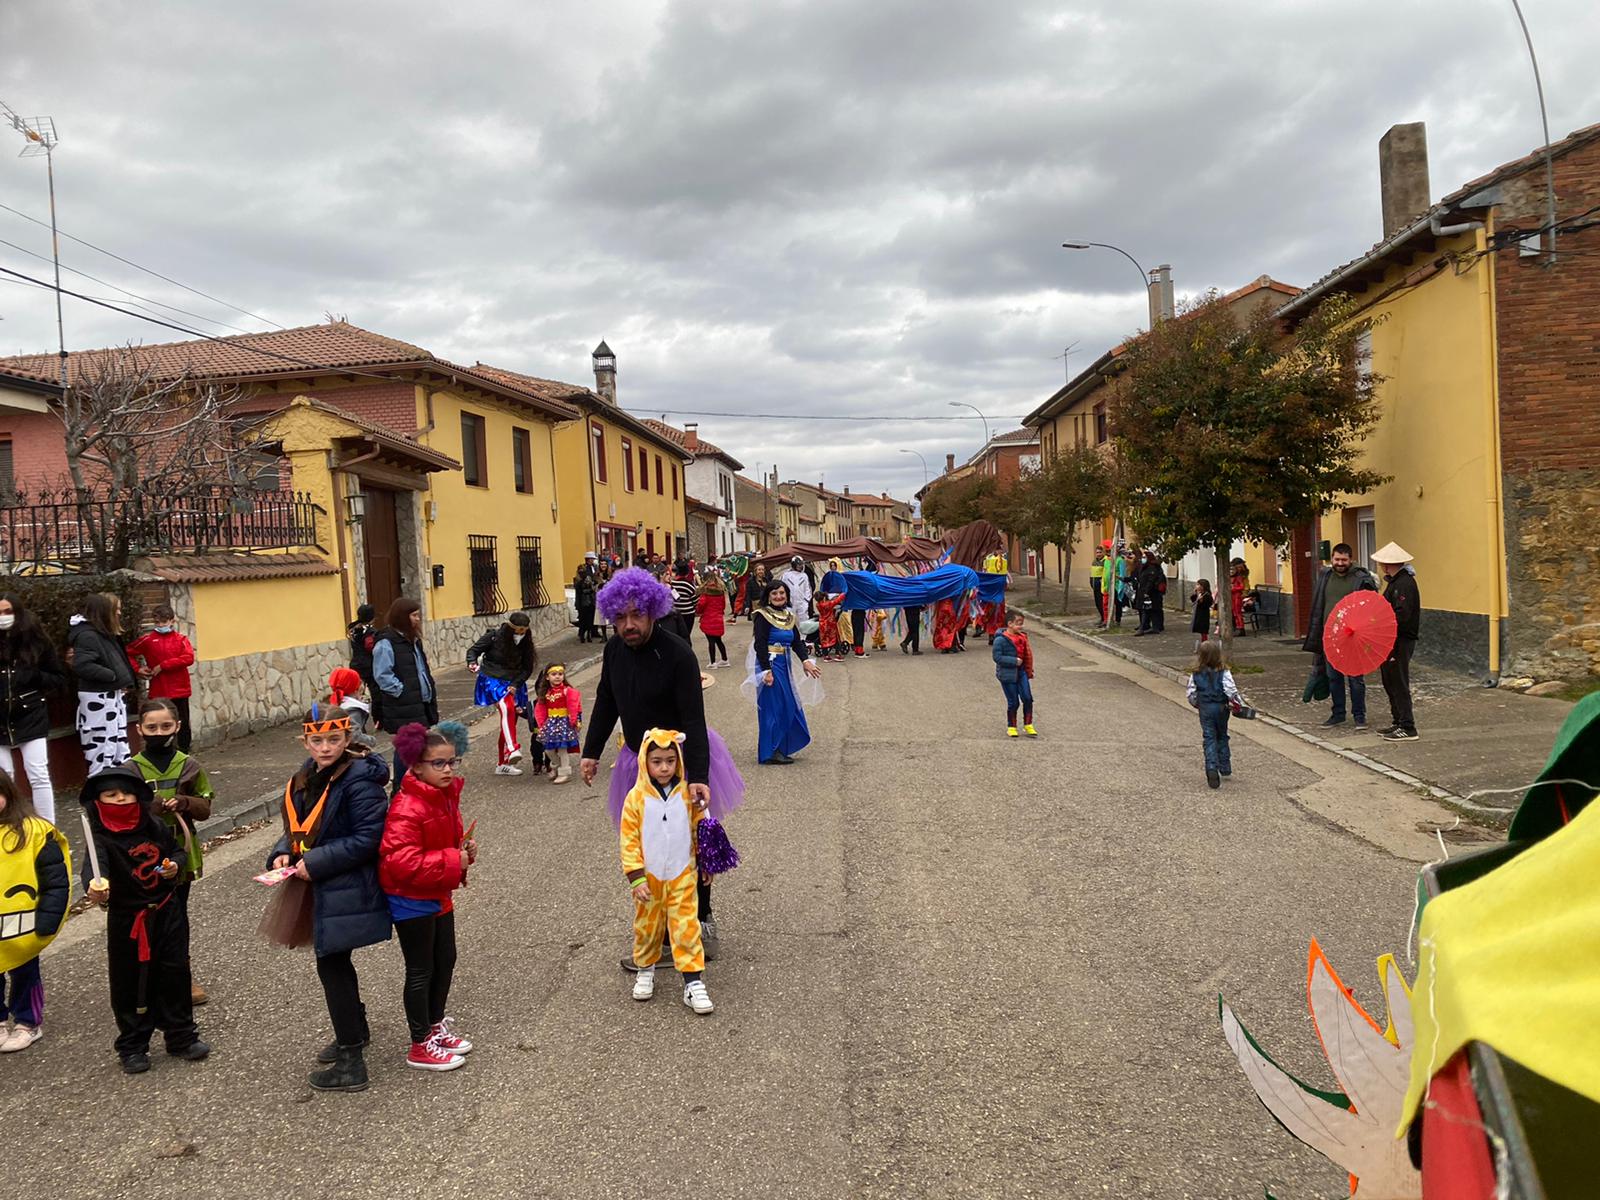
[128,605,197,751]
[380,723,478,1072]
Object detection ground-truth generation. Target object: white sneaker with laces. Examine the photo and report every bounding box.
[683,980,714,1015]
[430,1017,473,1055]
[632,966,656,1001]
[0,1023,42,1052]
[507,747,524,764]
[494,764,524,776]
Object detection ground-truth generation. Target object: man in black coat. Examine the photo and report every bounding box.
[1372,543,1422,741]
[1301,543,1380,729]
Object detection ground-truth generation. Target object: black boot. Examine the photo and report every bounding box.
[317,1004,370,1064]
[309,1045,369,1092]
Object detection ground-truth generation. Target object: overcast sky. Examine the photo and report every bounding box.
[3,0,1596,498]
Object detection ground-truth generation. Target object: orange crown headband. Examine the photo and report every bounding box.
[303,700,352,735]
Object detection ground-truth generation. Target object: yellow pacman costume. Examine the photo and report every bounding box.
[619,729,704,973]
[0,817,72,973]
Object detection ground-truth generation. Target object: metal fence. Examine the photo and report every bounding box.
[0,485,323,573]
[468,534,506,615]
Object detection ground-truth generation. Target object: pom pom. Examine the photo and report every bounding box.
[596,567,675,623]
[436,720,471,757]
[695,817,740,876]
[392,722,430,768]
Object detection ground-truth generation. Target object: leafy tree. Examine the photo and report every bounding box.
[993,448,1112,606]
[919,472,996,534]
[1113,291,1386,655]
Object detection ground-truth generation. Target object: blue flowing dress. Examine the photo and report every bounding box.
[758,626,811,762]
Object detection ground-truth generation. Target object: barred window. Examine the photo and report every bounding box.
[468,534,505,615]
[517,535,548,608]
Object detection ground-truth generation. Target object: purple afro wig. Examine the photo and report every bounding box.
[596,566,673,623]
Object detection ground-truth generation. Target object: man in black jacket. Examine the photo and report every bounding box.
[1372,543,1422,741]
[1301,543,1380,729]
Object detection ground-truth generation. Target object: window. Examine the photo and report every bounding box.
[1093,402,1108,445]
[468,534,505,615]
[590,421,608,483]
[0,436,15,498]
[638,446,648,490]
[461,412,488,487]
[672,464,679,500]
[1355,507,1377,574]
[655,454,664,495]
[517,535,547,607]
[646,528,656,556]
[1354,329,1373,384]
[621,436,635,491]
[512,427,533,494]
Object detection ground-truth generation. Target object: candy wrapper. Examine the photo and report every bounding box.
[253,865,298,887]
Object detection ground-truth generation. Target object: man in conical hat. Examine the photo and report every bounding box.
[1371,542,1420,742]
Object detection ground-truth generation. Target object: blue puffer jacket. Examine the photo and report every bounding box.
[992,632,1023,683]
[268,752,393,957]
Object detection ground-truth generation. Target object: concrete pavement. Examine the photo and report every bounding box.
[10,616,1475,1198]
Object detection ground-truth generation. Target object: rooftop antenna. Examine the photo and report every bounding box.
[2,101,65,385]
[1053,341,1082,382]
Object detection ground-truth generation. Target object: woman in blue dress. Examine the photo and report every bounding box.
[741,582,824,765]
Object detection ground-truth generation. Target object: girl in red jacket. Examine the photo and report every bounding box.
[696,572,728,669]
[380,723,477,1072]
[127,605,197,751]
[532,665,583,784]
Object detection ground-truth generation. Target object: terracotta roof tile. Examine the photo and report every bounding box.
[256,395,460,472]
[141,551,338,584]
[470,363,690,459]
[639,418,745,470]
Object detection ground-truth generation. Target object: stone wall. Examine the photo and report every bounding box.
[1502,468,1600,680]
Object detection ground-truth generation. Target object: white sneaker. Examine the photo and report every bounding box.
[494,764,523,776]
[506,747,524,764]
[552,773,570,785]
[683,980,714,1015]
[0,1023,41,1052]
[632,966,656,1001]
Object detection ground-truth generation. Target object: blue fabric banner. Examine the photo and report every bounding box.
[817,562,1006,608]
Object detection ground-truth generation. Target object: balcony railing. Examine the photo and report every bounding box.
[0,485,324,573]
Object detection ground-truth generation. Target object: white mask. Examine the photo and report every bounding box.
[0,614,13,631]
[513,632,526,643]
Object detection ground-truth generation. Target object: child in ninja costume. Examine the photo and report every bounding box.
[81,765,210,1073]
[620,729,714,1015]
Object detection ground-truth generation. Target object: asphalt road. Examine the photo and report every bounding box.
[9,618,1478,1198]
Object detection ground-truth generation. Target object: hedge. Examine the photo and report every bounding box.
[0,572,155,652]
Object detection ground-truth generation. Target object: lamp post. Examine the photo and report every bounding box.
[1061,241,1150,293]
[946,401,990,450]
[899,448,929,490]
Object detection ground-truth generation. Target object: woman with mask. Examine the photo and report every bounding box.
[466,611,537,775]
[373,598,438,793]
[68,592,138,778]
[0,595,67,823]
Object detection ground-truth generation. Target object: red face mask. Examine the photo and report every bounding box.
[95,799,143,833]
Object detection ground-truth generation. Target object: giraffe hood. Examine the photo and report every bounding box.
[633,728,687,794]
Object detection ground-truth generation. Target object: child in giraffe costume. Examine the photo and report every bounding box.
[620,729,714,1015]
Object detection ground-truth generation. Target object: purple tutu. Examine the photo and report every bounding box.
[605,728,746,828]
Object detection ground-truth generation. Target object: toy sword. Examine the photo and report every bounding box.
[78,811,108,892]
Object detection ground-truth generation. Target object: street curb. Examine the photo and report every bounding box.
[190,646,607,843]
[1016,607,1514,820]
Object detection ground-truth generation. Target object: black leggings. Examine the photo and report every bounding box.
[396,911,457,1044]
[315,950,370,1048]
[705,635,727,663]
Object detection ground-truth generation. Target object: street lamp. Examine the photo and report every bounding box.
[947,401,990,449]
[899,448,929,490]
[1061,241,1150,293]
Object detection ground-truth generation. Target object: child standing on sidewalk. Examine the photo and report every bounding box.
[128,605,197,752]
[1186,641,1246,789]
[991,611,1038,738]
[0,767,70,1053]
[533,664,582,784]
[380,723,476,1072]
[127,699,214,1007]
[1190,580,1215,652]
[81,765,209,1073]
[621,729,713,1015]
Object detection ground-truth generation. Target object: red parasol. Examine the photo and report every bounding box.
[1322,591,1397,676]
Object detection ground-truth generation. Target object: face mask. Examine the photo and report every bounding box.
[0,615,13,631]
[513,632,527,643]
[141,732,175,752]
[154,625,174,634]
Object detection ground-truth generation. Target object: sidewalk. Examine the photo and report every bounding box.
[58,626,608,870]
[1017,604,1571,819]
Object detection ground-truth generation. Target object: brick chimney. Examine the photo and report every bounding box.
[684,422,699,452]
[945,453,955,473]
[843,485,850,496]
[1147,264,1175,326]
[1379,123,1431,238]
[591,340,617,405]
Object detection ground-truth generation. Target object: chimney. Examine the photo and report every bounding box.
[945,453,955,474]
[591,340,617,405]
[1378,123,1430,238]
[684,422,699,452]
[843,485,850,496]
[1147,264,1175,326]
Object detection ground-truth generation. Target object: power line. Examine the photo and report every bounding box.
[627,407,1024,423]
[0,236,261,335]
[0,200,284,329]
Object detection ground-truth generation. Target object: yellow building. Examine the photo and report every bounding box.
[475,347,689,572]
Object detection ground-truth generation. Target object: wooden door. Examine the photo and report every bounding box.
[1290,521,1316,638]
[362,487,403,618]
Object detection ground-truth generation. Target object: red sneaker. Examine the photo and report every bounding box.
[430,1018,473,1054]
[407,1039,465,1071]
